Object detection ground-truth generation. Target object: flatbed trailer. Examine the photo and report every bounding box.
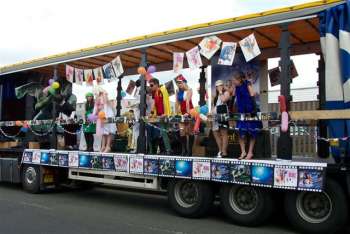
[1,1,350,234]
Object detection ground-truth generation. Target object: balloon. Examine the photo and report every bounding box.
[199,105,209,115]
[121,91,126,98]
[15,121,23,126]
[279,95,287,112]
[48,79,54,86]
[193,116,201,133]
[199,114,208,121]
[51,81,60,89]
[189,109,199,118]
[281,111,289,132]
[145,73,152,82]
[20,127,29,133]
[87,114,98,122]
[195,106,200,113]
[137,66,147,75]
[147,65,156,74]
[98,111,106,120]
[48,87,56,95]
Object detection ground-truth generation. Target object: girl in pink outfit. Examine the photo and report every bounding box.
[93,89,117,153]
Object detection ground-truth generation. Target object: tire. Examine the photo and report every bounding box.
[220,184,274,226]
[22,165,41,194]
[168,180,213,218]
[284,178,348,234]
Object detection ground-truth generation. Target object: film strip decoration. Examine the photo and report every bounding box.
[22,149,327,192]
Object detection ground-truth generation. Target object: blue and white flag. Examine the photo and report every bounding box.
[320,1,350,158]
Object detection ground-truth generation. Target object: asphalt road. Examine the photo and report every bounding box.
[0,184,334,234]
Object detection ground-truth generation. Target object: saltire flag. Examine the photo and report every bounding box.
[319,1,350,159]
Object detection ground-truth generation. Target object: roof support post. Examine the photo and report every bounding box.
[137,48,147,154]
[199,66,207,106]
[116,74,123,117]
[317,54,329,158]
[277,23,293,160]
[51,65,58,149]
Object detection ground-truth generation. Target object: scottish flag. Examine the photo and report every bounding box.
[320,1,350,159]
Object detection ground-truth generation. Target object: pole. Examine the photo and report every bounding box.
[137,48,147,153]
[116,75,123,117]
[317,55,328,158]
[277,23,293,160]
[199,66,207,106]
[51,66,58,149]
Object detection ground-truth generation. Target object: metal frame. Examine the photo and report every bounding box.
[0,1,344,76]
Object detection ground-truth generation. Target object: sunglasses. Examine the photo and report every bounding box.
[149,84,154,87]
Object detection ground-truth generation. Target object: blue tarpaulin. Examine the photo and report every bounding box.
[320,0,350,159]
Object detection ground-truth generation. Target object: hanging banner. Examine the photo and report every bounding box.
[218,42,237,66]
[84,69,94,86]
[239,33,261,62]
[103,63,116,80]
[199,36,222,60]
[65,65,74,83]
[112,56,124,78]
[126,80,136,95]
[268,60,299,87]
[186,46,202,69]
[173,52,184,73]
[74,68,84,85]
[164,80,175,96]
[93,67,104,85]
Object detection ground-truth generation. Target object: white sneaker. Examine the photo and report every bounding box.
[217,152,222,158]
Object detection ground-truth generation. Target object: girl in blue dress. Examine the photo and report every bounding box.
[232,71,262,160]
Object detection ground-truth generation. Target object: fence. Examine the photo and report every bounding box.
[269,101,319,157]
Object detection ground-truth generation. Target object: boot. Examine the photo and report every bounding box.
[188,135,194,156]
[180,136,187,156]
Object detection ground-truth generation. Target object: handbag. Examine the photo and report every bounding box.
[216,104,228,114]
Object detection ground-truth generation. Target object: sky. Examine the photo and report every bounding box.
[0,0,317,66]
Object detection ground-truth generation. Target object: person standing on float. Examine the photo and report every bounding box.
[175,75,195,156]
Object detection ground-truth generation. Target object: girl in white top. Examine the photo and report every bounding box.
[212,80,230,158]
[94,89,116,153]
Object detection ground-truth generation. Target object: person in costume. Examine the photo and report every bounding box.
[175,74,194,156]
[232,71,262,160]
[93,88,116,153]
[36,76,77,120]
[212,80,230,158]
[83,92,96,152]
[148,78,172,154]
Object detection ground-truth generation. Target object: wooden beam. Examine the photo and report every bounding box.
[305,19,320,35]
[290,110,350,120]
[252,29,278,46]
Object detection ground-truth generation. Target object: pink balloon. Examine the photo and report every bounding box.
[281,111,289,132]
[147,65,156,74]
[48,79,54,86]
[87,114,98,122]
[193,116,201,133]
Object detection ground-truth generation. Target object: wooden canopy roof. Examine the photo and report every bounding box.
[0,0,344,78]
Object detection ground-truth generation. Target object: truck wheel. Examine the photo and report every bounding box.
[220,184,273,226]
[168,180,213,218]
[284,179,348,234]
[22,165,41,194]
